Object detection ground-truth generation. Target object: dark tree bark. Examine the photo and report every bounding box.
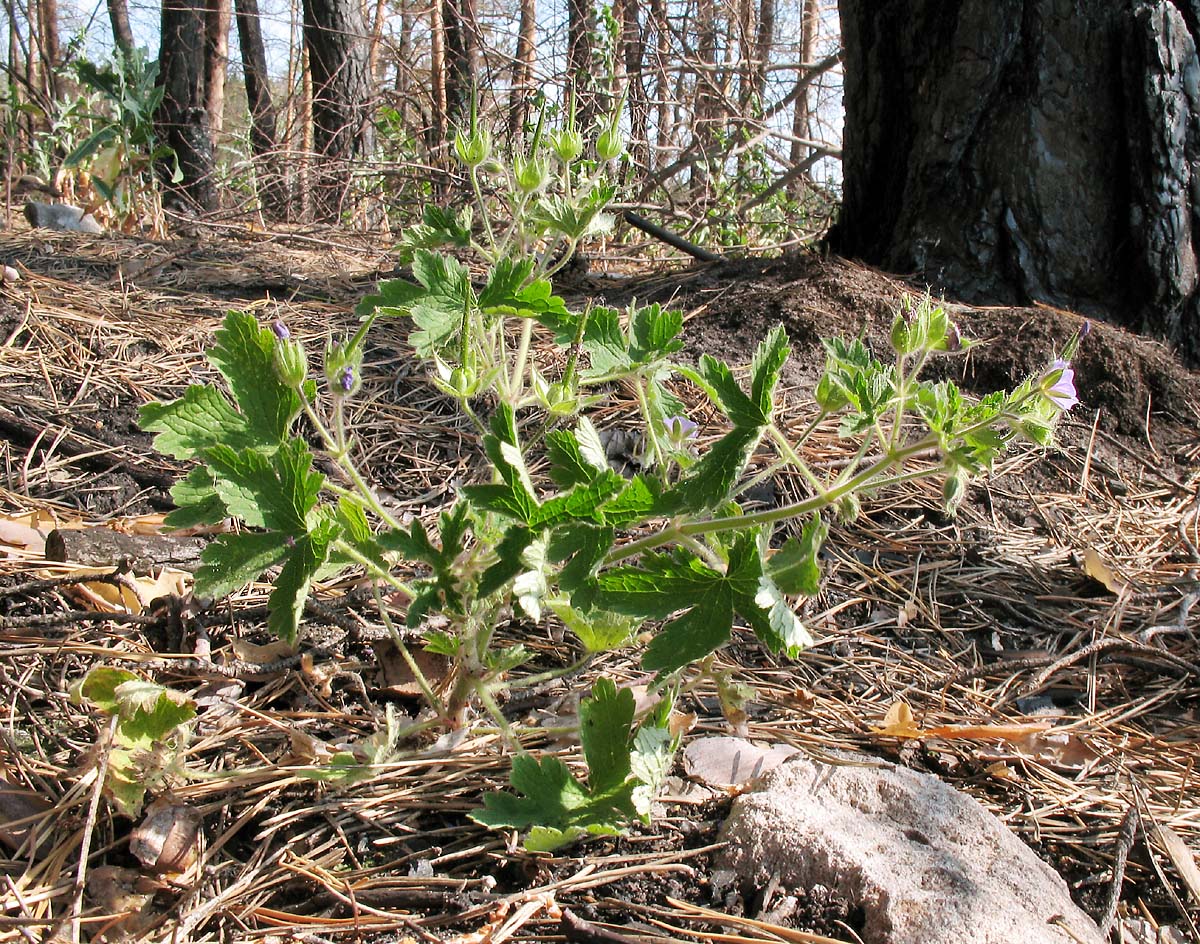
[204,0,230,140]
[106,0,134,54]
[508,0,536,140]
[302,0,374,218]
[567,0,597,130]
[158,0,217,210]
[233,0,285,213]
[442,0,477,128]
[830,0,1200,365]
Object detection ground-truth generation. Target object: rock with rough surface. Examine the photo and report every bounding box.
[717,753,1105,944]
[23,202,104,234]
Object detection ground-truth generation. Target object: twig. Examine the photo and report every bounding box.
[70,714,117,944]
[1098,804,1140,937]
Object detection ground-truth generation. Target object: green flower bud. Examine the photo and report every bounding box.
[450,365,476,396]
[454,127,492,168]
[814,373,848,411]
[835,493,861,524]
[890,310,918,356]
[272,337,307,389]
[596,124,624,162]
[514,153,550,193]
[549,128,584,164]
[942,472,966,515]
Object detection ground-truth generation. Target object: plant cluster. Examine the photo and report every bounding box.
[118,109,1083,849]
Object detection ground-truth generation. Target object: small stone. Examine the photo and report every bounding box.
[23,201,105,234]
[717,752,1106,944]
[1,265,18,283]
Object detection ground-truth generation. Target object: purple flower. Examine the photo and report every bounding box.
[664,414,698,444]
[339,365,355,393]
[1078,320,1091,340]
[1043,359,1079,411]
[272,319,290,341]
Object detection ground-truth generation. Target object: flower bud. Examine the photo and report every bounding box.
[272,337,307,389]
[814,373,848,411]
[550,128,584,164]
[835,493,861,524]
[514,153,550,193]
[450,365,476,396]
[596,124,625,162]
[454,127,492,168]
[890,310,918,356]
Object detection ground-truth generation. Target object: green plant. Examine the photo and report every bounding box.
[135,104,1083,849]
[70,667,196,816]
[65,47,178,233]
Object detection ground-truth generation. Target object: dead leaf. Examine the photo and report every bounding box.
[872,700,924,739]
[67,567,190,614]
[231,637,297,665]
[372,637,450,697]
[924,720,1053,741]
[1083,547,1127,594]
[1011,730,1101,770]
[0,776,53,857]
[896,598,918,628]
[1155,825,1200,906]
[0,513,48,556]
[130,798,202,874]
[682,736,798,790]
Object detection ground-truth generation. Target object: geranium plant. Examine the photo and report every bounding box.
[134,105,1083,849]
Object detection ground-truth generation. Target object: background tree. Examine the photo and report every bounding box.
[302,0,375,218]
[158,0,216,209]
[830,0,1200,365]
[234,0,286,214]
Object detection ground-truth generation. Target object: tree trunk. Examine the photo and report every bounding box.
[787,0,817,193]
[204,0,230,140]
[158,0,217,210]
[831,0,1200,365]
[233,0,285,214]
[302,0,374,218]
[567,0,597,130]
[443,0,476,128]
[106,0,134,54]
[429,0,447,154]
[649,0,672,169]
[618,0,649,170]
[37,0,58,100]
[508,0,536,140]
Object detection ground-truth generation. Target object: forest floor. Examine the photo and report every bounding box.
[0,218,1197,943]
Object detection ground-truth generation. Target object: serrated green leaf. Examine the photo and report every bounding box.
[471,754,591,830]
[163,466,227,529]
[696,355,764,427]
[581,306,631,377]
[631,722,676,816]
[267,522,336,645]
[205,437,323,533]
[195,531,291,599]
[354,276,428,318]
[579,678,634,795]
[513,536,550,620]
[477,526,534,598]
[73,666,139,714]
[206,311,304,445]
[546,417,608,488]
[600,475,657,527]
[139,385,249,460]
[596,549,725,619]
[666,425,763,513]
[768,514,828,596]
[750,324,789,419]
[629,303,683,364]
[643,582,734,674]
[547,523,612,592]
[406,251,474,356]
[530,472,624,530]
[112,681,196,747]
[750,576,814,656]
[548,599,636,652]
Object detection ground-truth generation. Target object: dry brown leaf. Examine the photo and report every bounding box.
[68,567,190,614]
[1155,825,1200,905]
[0,776,53,856]
[0,513,48,556]
[1083,547,1127,594]
[682,736,799,790]
[130,798,202,874]
[372,637,450,696]
[872,700,925,739]
[231,637,297,665]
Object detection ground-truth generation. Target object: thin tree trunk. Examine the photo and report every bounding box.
[204,0,230,140]
[429,0,447,156]
[37,0,58,99]
[787,0,818,193]
[618,0,649,171]
[366,0,386,82]
[233,0,285,214]
[443,0,475,129]
[302,0,375,219]
[508,0,536,140]
[158,0,217,210]
[106,0,134,54]
[567,0,596,130]
[648,0,671,170]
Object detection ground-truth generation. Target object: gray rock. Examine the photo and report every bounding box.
[23,201,104,234]
[717,753,1106,944]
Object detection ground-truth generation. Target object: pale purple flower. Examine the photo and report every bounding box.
[272,319,290,341]
[664,415,698,444]
[1043,358,1079,411]
[338,365,355,392]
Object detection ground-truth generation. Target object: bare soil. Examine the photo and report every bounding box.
[0,222,1197,943]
